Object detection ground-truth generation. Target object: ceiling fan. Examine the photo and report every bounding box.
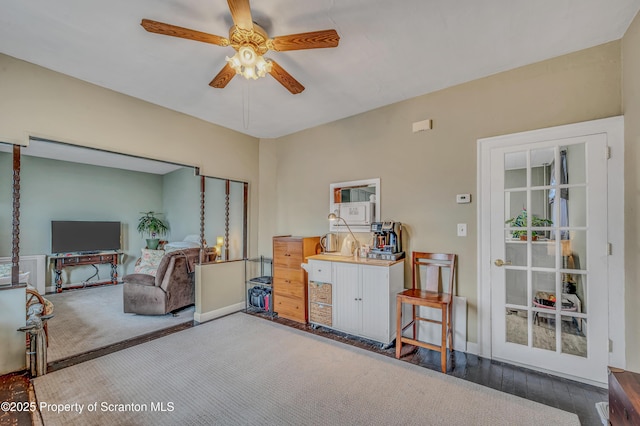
[141,0,340,94]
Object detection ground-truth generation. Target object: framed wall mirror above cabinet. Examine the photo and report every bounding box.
[329,178,380,232]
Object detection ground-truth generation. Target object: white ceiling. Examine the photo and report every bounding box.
[1,0,639,139]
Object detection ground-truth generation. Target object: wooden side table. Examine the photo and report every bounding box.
[50,252,121,292]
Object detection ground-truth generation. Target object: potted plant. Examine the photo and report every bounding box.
[505,209,553,240]
[137,211,168,250]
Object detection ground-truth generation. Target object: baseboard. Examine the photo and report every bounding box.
[194,302,245,323]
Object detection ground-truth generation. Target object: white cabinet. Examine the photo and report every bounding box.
[332,262,361,336]
[310,257,404,347]
[360,265,394,343]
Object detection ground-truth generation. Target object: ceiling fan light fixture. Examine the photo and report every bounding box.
[226,45,272,80]
[239,45,257,66]
[255,56,272,77]
[141,1,339,94]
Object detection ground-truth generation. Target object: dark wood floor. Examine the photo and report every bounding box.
[1,310,607,425]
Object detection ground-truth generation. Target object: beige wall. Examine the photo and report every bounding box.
[0,54,258,181]
[623,12,640,373]
[261,41,623,344]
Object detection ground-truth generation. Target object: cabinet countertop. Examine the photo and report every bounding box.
[307,253,404,267]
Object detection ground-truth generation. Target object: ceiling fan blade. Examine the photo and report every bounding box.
[209,63,237,88]
[268,29,340,52]
[268,60,305,94]
[227,0,253,30]
[141,19,229,46]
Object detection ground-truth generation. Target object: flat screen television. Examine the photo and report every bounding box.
[51,221,121,254]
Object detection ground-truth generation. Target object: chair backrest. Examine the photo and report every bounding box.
[412,252,457,295]
[155,248,200,289]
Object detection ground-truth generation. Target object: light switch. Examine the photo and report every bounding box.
[457,223,467,237]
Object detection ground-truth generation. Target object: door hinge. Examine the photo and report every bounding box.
[607,146,611,159]
[609,339,613,353]
[608,243,612,255]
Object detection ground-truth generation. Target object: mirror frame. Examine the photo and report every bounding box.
[329,178,380,232]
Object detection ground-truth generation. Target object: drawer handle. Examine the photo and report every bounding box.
[285,280,291,283]
[284,253,291,257]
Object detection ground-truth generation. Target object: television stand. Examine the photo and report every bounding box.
[50,251,121,293]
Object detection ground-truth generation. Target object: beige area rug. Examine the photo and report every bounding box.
[33,313,580,426]
[44,284,194,361]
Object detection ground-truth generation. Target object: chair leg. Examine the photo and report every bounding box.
[395,297,403,359]
[411,304,417,339]
[448,301,453,351]
[441,305,447,373]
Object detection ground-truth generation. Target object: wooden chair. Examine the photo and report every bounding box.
[395,252,457,373]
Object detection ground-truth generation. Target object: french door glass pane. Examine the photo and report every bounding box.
[506,309,528,346]
[505,238,526,267]
[532,231,558,268]
[565,143,586,185]
[565,187,587,227]
[506,269,527,306]
[531,164,550,187]
[530,189,550,225]
[565,230,587,271]
[533,311,556,352]
[532,271,555,306]
[530,147,554,182]
[505,152,527,189]
[567,274,588,314]
[561,315,587,357]
[505,190,526,224]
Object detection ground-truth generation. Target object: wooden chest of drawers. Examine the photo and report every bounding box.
[272,236,320,323]
[609,367,640,425]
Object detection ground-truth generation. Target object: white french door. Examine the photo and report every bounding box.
[488,133,609,384]
[479,117,625,386]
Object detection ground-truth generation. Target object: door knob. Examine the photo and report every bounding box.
[494,259,512,267]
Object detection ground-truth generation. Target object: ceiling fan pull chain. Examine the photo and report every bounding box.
[242,80,250,130]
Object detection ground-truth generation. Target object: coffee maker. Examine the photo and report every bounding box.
[367,221,405,261]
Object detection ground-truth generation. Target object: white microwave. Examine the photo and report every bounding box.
[334,201,375,226]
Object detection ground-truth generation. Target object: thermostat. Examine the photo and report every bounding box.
[456,194,471,204]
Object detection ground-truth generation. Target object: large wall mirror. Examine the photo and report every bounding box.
[0,138,249,369]
[0,138,248,290]
[329,178,380,232]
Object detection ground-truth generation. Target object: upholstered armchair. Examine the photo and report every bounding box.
[123,248,200,315]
